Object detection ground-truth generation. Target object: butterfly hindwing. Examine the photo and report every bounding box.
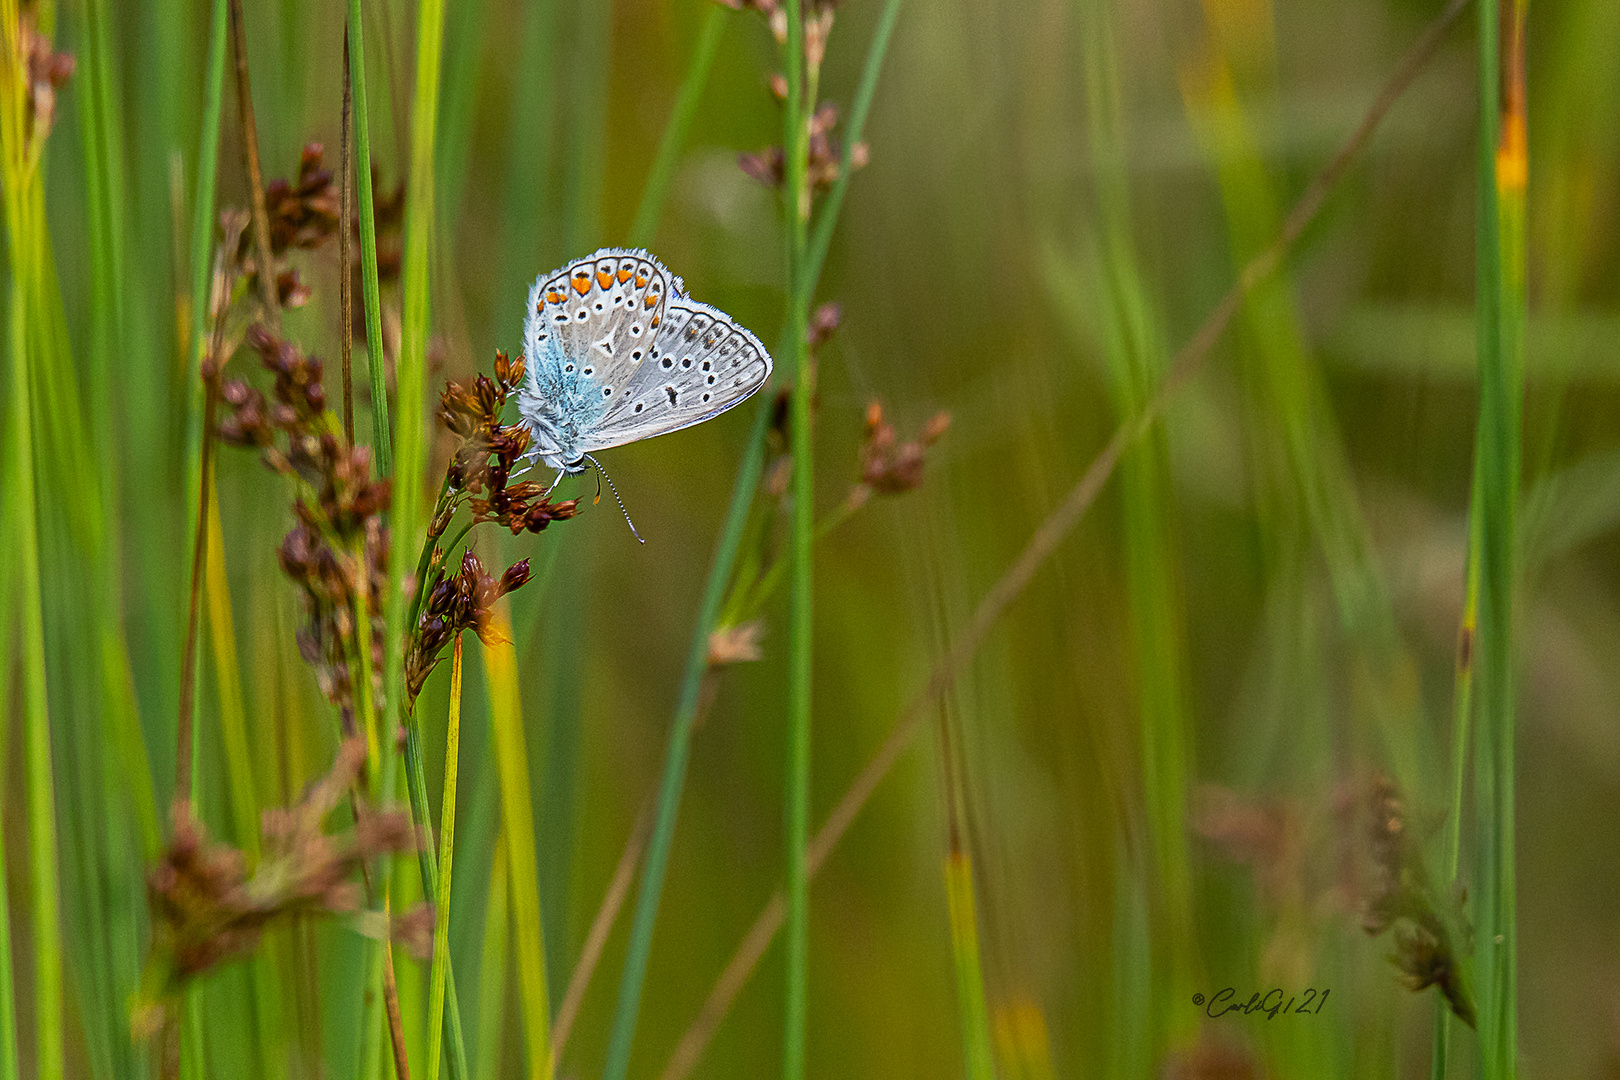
[578,293,772,453]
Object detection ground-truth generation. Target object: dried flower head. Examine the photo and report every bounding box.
[137,741,413,1036]
[19,17,73,146]
[219,327,391,717]
[263,143,341,254]
[740,102,868,195]
[1340,774,1476,1028]
[860,401,950,494]
[709,619,766,666]
[405,550,531,703]
[437,352,581,536]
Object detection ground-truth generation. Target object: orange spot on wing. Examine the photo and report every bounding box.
[644,294,658,308]
[596,270,614,289]
[635,273,647,287]
[651,315,660,328]
[572,274,591,295]
[617,268,633,283]
[546,290,564,304]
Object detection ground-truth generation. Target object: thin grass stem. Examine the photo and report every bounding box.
[428,636,465,1080]
[341,32,356,445]
[473,837,509,1080]
[781,0,816,1074]
[1469,0,1526,1073]
[226,0,280,328]
[482,609,552,1080]
[347,0,391,474]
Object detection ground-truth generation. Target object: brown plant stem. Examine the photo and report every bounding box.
[228,0,281,328]
[340,30,356,445]
[382,904,412,1080]
[658,0,1472,1072]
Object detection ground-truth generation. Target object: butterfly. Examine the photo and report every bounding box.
[517,248,773,482]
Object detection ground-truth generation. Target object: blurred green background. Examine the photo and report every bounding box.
[4,0,1619,1076]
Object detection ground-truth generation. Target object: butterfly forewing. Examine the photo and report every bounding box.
[525,249,671,383]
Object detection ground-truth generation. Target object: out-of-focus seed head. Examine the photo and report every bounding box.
[859,401,950,495]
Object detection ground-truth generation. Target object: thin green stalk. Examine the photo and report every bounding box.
[429,637,466,1080]
[600,395,773,1080]
[1469,0,1526,1073]
[0,9,62,1071]
[483,612,551,1080]
[0,429,18,1080]
[174,39,229,1079]
[473,838,509,1080]
[801,0,903,298]
[347,0,391,475]
[944,851,995,1080]
[205,487,284,1079]
[935,695,994,1080]
[401,713,469,1080]
[381,0,466,1075]
[1433,496,1482,1080]
[8,275,59,1080]
[782,1,816,1074]
[626,4,730,248]
[183,0,230,650]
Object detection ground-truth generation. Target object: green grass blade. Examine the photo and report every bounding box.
[347,0,391,476]
[182,0,229,672]
[780,0,813,1075]
[429,638,467,1080]
[9,282,63,1080]
[473,837,509,1080]
[1469,0,1525,1074]
[626,4,729,248]
[944,852,996,1080]
[483,613,552,1080]
[385,0,467,1074]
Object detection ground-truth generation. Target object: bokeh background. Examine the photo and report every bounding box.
[6,0,1620,1076]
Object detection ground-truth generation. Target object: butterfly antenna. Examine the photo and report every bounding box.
[585,453,644,544]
